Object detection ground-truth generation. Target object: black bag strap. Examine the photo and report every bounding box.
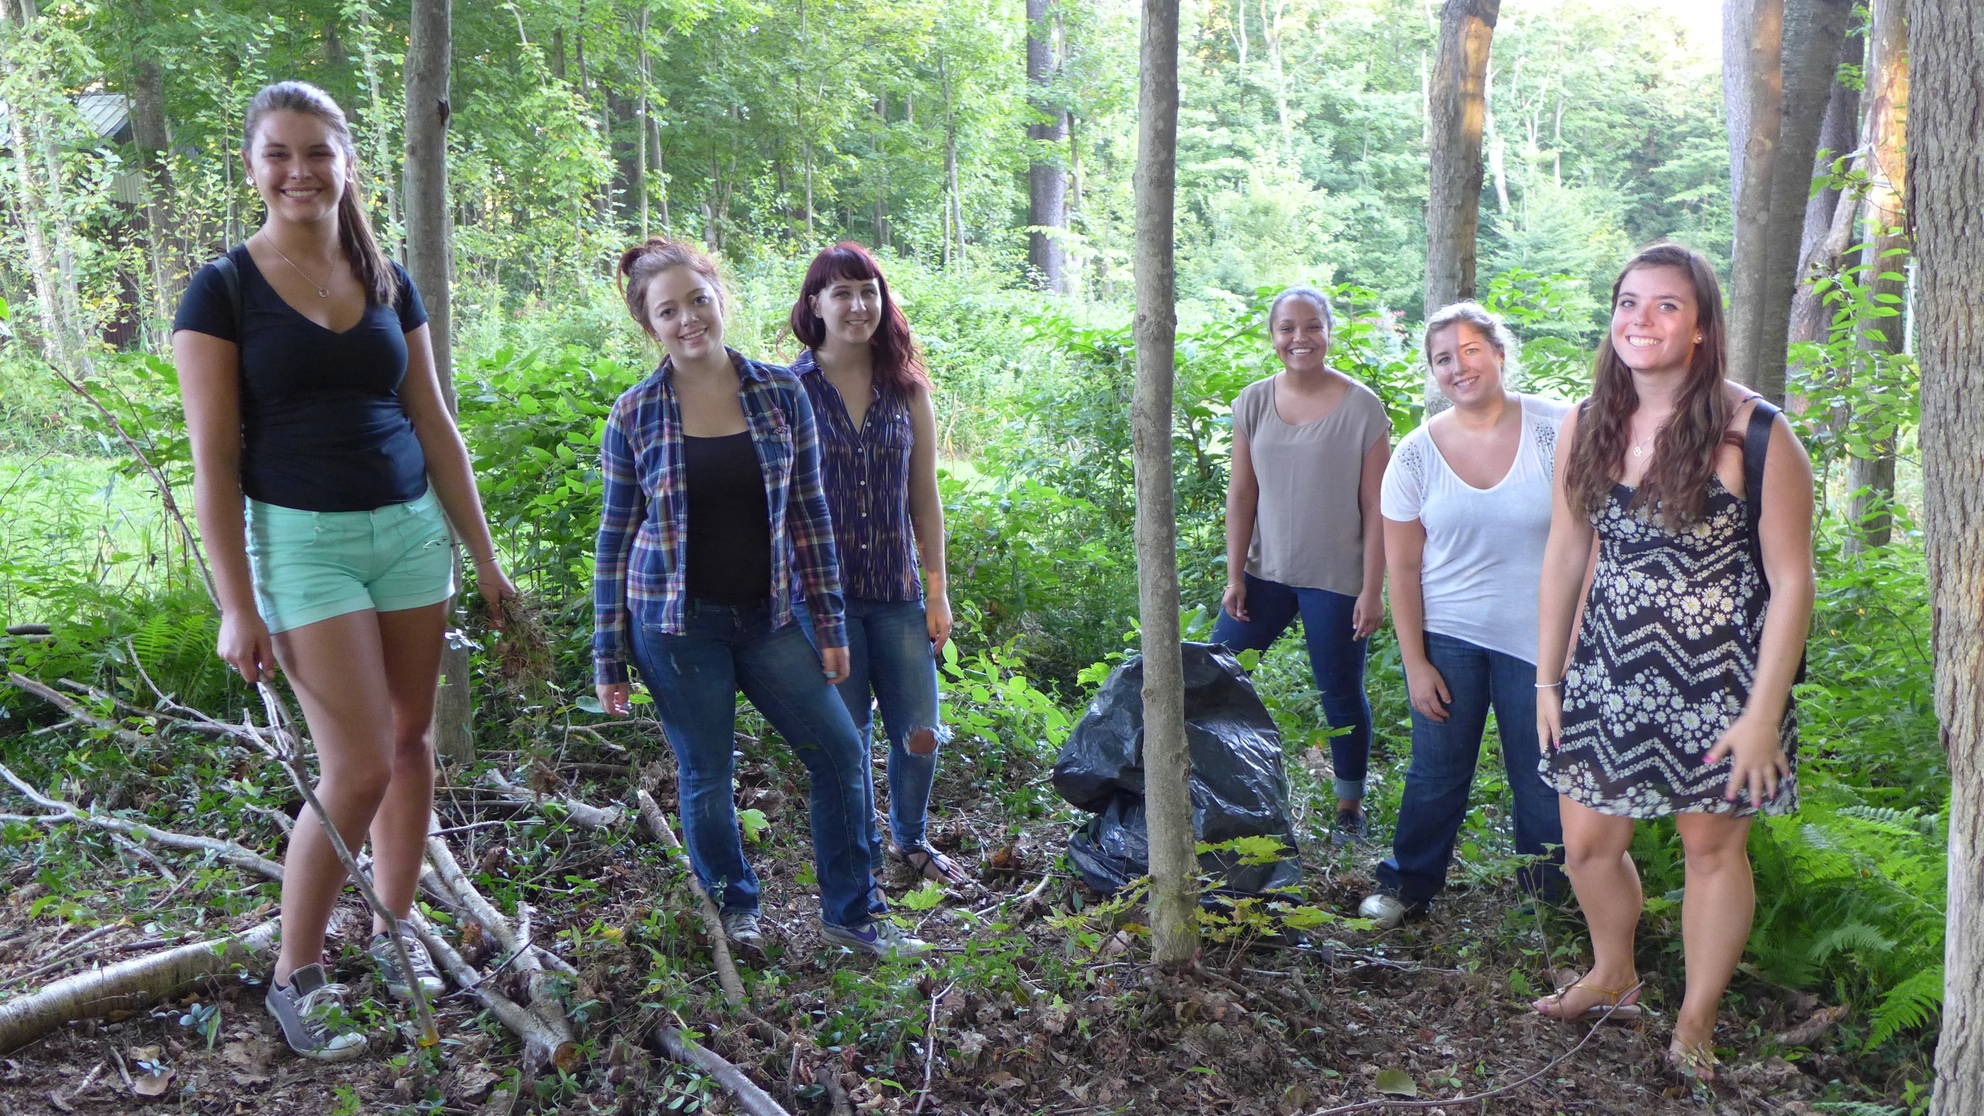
[209,250,243,337]
[1740,396,1806,684]
[1741,397,1779,583]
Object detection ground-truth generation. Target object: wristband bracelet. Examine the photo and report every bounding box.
[1534,680,1563,689]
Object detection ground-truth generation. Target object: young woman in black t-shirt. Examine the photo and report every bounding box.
[172,81,514,1061]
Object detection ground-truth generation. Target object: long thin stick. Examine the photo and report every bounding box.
[912,980,955,1116]
[1306,1009,1632,1115]
[635,788,746,1006]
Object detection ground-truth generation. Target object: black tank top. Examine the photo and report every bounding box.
[683,432,772,604]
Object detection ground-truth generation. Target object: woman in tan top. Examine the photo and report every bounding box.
[1216,286,1391,841]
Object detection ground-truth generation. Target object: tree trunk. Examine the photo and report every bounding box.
[1914,4,1984,1110]
[1724,0,1853,403]
[127,48,181,349]
[1424,0,1500,419]
[1786,26,1863,408]
[1026,0,1068,293]
[404,0,472,766]
[1,0,89,377]
[1845,0,1908,552]
[1132,0,1196,971]
[635,3,651,238]
[1423,0,1500,319]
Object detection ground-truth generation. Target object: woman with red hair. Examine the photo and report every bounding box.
[788,242,965,885]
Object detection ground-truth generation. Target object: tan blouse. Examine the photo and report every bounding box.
[1230,374,1390,596]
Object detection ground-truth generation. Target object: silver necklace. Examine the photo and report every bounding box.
[259,234,334,298]
[1630,427,1662,458]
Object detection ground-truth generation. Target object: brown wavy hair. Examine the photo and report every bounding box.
[243,82,397,308]
[617,237,725,342]
[1566,243,1735,529]
[788,242,929,395]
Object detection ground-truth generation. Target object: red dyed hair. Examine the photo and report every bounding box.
[788,242,930,394]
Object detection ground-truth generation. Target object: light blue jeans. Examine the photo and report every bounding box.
[833,597,948,869]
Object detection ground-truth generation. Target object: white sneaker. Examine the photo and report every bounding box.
[1358,892,1411,930]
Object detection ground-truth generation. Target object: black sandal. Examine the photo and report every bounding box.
[896,844,971,885]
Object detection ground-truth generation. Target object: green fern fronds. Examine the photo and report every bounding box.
[1866,964,1943,1050]
[1808,921,1896,964]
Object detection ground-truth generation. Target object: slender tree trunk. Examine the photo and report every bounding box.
[127,50,180,348]
[635,2,650,238]
[650,115,670,231]
[1484,65,1509,213]
[1423,0,1500,318]
[404,0,472,766]
[1787,26,1864,411]
[2,0,88,376]
[1845,0,1908,551]
[1424,0,1500,419]
[1026,0,1068,292]
[1914,4,1984,1109]
[939,52,963,266]
[1132,0,1195,972]
[1725,0,1853,403]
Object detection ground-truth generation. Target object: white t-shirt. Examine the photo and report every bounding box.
[1380,394,1570,665]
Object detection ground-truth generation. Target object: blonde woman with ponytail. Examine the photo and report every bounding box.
[173,81,514,1061]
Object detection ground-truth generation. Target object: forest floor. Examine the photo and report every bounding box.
[0,731,1904,1116]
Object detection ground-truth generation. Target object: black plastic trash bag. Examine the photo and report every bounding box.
[1054,641,1301,896]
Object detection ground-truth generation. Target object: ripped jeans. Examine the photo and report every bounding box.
[834,597,947,866]
[629,598,883,929]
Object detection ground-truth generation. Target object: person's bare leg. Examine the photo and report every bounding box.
[1537,796,1641,1015]
[366,602,447,934]
[1672,812,1755,1054]
[270,610,393,984]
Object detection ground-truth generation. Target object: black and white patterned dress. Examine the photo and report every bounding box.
[1542,478,1798,817]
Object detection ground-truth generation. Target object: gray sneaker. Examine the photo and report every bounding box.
[265,963,367,1062]
[719,908,764,947]
[820,918,928,959]
[366,920,445,1001]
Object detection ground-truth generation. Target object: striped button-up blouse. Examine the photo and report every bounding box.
[592,349,846,684]
[794,349,923,602]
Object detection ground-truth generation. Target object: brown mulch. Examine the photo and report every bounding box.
[0,746,1899,1116]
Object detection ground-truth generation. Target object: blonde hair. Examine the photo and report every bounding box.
[1422,301,1520,388]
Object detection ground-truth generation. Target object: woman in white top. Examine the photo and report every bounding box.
[1358,302,1568,927]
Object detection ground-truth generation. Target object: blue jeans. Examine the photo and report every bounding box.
[628,598,884,929]
[1212,572,1372,801]
[834,597,947,868]
[1375,631,1565,904]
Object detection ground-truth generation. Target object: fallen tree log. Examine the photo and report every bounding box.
[653,1025,792,1116]
[0,919,277,1055]
[485,769,626,830]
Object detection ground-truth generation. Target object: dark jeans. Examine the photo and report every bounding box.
[1212,572,1372,801]
[834,597,947,868]
[1375,631,1565,904]
[629,598,884,929]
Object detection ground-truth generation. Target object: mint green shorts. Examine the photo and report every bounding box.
[244,488,457,634]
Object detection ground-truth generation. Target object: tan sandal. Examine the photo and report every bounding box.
[1531,977,1644,1023]
[1666,1035,1720,1082]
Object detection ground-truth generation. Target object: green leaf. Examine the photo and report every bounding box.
[737,809,769,843]
[1374,1068,1418,1097]
[899,881,946,910]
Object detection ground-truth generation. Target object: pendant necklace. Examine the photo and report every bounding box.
[260,233,333,298]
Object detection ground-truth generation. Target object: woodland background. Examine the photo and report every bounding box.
[0,0,1953,1114]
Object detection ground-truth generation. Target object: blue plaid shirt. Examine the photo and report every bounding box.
[593,349,846,684]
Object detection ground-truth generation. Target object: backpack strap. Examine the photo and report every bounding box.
[1742,397,1779,582]
[210,250,243,339]
[1740,396,1807,684]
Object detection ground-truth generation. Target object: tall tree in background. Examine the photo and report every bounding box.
[1423,0,1499,319]
[404,0,472,764]
[1786,24,1862,387]
[1844,0,1908,551]
[1723,0,1853,403]
[2,0,93,378]
[1132,0,1195,971]
[1026,0,1068,293]
[1913,2,1983,1108]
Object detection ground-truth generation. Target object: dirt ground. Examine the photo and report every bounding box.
[0,742,1909,1116]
